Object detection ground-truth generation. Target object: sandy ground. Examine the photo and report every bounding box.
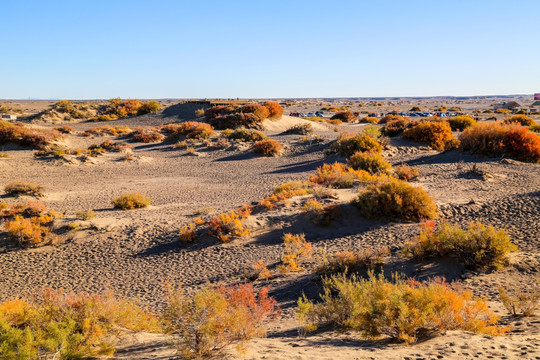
[0,102,539,359]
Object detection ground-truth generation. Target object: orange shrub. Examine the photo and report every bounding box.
[263,101,284,119]
[206,208,250,242]
[0,122,62,149]
[309,162,371,188]
[237,104,270,121]
[162,121,215,140]
[359,116,380,124]
[403,121,457,151]
[394,164,419,181]
[252,139,283,156]
[83,125,133,137]
[131,128,165,143]
[380,114,409,124]
[278,233,312,273]
[459,123,540,162]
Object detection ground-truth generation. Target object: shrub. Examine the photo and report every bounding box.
[403,121,458,151]
[361,125,381,138]
[529,124,540,133]
[131,128,165,143]
[179,223,197,243]
[297,272,506,344]
[394,164,419,181]
[352,178,437,221]
[83,125,132,137]
[0,122,62,149]
[206,208,250,242]
[246,260,272,280]
[380,114,408,124]
[204,105,234,121]
[502,114,535,126]
[137,100,161,115]
[163,284,279,359]
[495,108,511,114]
[382,118,411,136]
[302,199,341,226]
[227,128,266,142]
[252,139,283,156]
[209,112,262,130]
[263,101,284,119]
[278,233,312,273]
[330,111,356,122]
[447,115,476,131]
[76,209,95,220]
[498,282,540,317]
[4,181,44,197]
[162,122,215,140]
[54,125,73,134]
[112,193,151,210]
[359,116,380,124]
[284,123,313,135]
[195,108,206,118]
[347,151,391,175]
[317,247,389,273]
[404,221,517,270]
[273,181,311,199]
[460,123,540,162]
[309,162,371,188]
[329,133,382,157]
[410,106,422,111]
[0,289,160,359]
[4,215,57,246]
[237,104,270,121]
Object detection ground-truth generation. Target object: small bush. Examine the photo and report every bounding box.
[131,128,165,143]
[83,125,132,137]
[330,111,356,122]
[137,100,161,115]
[403,121,458,151]
[394,164,419,181]
[0,122,62,149]
[329,133,382,157]
[54,125,73,134]
[112,192,151,210]
[246,260,272,280]
[297,272,506,344]
[273,181,311,199]
[495,108,511,114]
[359,116,380,124]
[209,112,262,130]
[263,101,284,119]
[404,221,517,270]
[76,209,95,220]
[347,151,391,175]
[278,233,312,273]
[162,122,215,140]
[163,284,279,359]
[303,199,341,226]
[498,282,540,317]
[309,162,371,188]
[285,123,313,135]
[227,128,266,142]
[382,118,411,137]
[179,223,197,243]
[447,115,476,131]
[502,114,535,126]
[361,125,381,138]
[237,104,270,121]
[206,208,250,242]
[4,181,44,197]
[252,139,283,156]
[317,247,389,273]
[501,127,540,162]
[380,114,409,124]
[352,178,437,221]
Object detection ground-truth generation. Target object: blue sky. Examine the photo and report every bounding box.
[1,0,539,99]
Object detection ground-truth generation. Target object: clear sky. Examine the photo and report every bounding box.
[2,0,539,99]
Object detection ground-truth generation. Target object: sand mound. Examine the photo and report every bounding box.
[262,115,329,133]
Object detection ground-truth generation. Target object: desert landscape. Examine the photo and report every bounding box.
[0,96,539,359]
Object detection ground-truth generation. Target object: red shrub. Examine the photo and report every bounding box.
[131,128,165,143]
[331,111,356,122]
[253,139,283,156]
[502,127,540,162]
[237,104,270,121]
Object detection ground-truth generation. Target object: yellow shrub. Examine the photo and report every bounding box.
[309,162,372,188]
[403,121,458,151]
[207,209,250,242]
[347,151,392,175]
[297,272,507,344]
[112,192,151,210]
[278,233,312,273]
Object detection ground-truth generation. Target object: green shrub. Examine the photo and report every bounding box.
[297,272,506,344]
[447,115,476,131]
[403,121,458,151]
[404,221,517,270]
[347,151,391,175]
[352,178,437,221]
[329,133,382,157]
[112,193,151,210]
